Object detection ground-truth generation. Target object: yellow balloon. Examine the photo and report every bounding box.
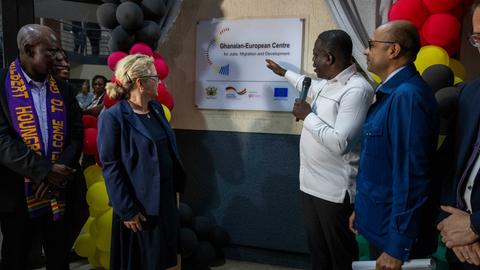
[437,135,447,150]
[98,250,111,269]
[449,58,466,80]
[414,45,450,75]
[454,76,463,85]
[86,182,109,209]
[370,73,382,84]
[87,250,101,268]
[93,208,113,252]
[74,233,96,258]
[89,206,109,218]
[83,164,103,189]
[89,214,100,239]
[80,217,95,234]
[162,104,171,122]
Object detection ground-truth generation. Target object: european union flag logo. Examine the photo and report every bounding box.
[274,87,288,97]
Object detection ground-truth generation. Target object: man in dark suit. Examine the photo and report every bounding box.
[436,1,480,269]
[350,20,439,270]
[0,24,83,269]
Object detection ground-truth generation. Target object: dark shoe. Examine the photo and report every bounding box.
[69,249,83,262]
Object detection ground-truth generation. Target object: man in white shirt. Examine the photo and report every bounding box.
[266,30,373,270]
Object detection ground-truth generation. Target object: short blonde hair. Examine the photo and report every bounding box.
[106,54,155,99]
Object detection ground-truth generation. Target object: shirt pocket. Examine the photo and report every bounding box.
[362,124,385,157]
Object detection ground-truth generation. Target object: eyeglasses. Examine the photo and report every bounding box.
[468,33,480,48]
[367,39,397,49]
[141,75,161,84]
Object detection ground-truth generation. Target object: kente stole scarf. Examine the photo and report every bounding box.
[5,59,67,220]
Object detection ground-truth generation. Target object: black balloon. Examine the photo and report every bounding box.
[192,216,213,240]
[422,64,454,93]
[435,86,460,118]
[121,0,142,2]
[142,0,166,19]
[192,241,216,265]
[148,39,159,51]
[180,228,198,258]
[179,202,193,226]
[102,0,119,3]
[209,225,229,248]
[108,37,120,52]
[97,3,119,29]
[135,20,160,50]
[116,1,144,31]
[110,25,135,52]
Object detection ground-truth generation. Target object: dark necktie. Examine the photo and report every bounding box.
[456,125,480,209]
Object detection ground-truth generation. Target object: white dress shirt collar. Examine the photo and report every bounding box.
[326,64,357,85]
[382,65,407,85]
[20,68,48,89]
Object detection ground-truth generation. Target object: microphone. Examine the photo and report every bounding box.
[296,77,312,122]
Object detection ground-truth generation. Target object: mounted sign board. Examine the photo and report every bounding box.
[195,18,303,111]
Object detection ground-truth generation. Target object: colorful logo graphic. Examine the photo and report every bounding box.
[206,27,230,76]
[248,91,261,99]
[226,86,247,95]
[205,86,218,97]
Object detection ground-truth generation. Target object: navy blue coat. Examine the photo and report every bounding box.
[97,100,185,221]
[437,79,480,266]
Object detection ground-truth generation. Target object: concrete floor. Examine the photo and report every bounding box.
[3,230,302,270]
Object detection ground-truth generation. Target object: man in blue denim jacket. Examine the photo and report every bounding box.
[349,20,439,270]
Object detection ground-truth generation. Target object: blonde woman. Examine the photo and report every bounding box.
[98,54,185,270]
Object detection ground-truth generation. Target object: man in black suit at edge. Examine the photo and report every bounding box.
[436,1,480,269]
[0,24,83,270]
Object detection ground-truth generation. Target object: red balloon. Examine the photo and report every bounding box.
[129,42,153,56]
[449,3,464,18]
[103,75,119,109]
[156,83,174,111]
[422,13,460,46]
[388,0,430,28]
[83,128,98,155]
[103,94,118,109]
[444,39,461,56]
[420,33,429,47]
[82,115,97,129]
[422,0,459,14]
[107,51,128,71]
[154,58,169,80]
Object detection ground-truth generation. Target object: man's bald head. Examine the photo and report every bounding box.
[17,24,57,54]
[378,20,420,63]
[17,24,59,80]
